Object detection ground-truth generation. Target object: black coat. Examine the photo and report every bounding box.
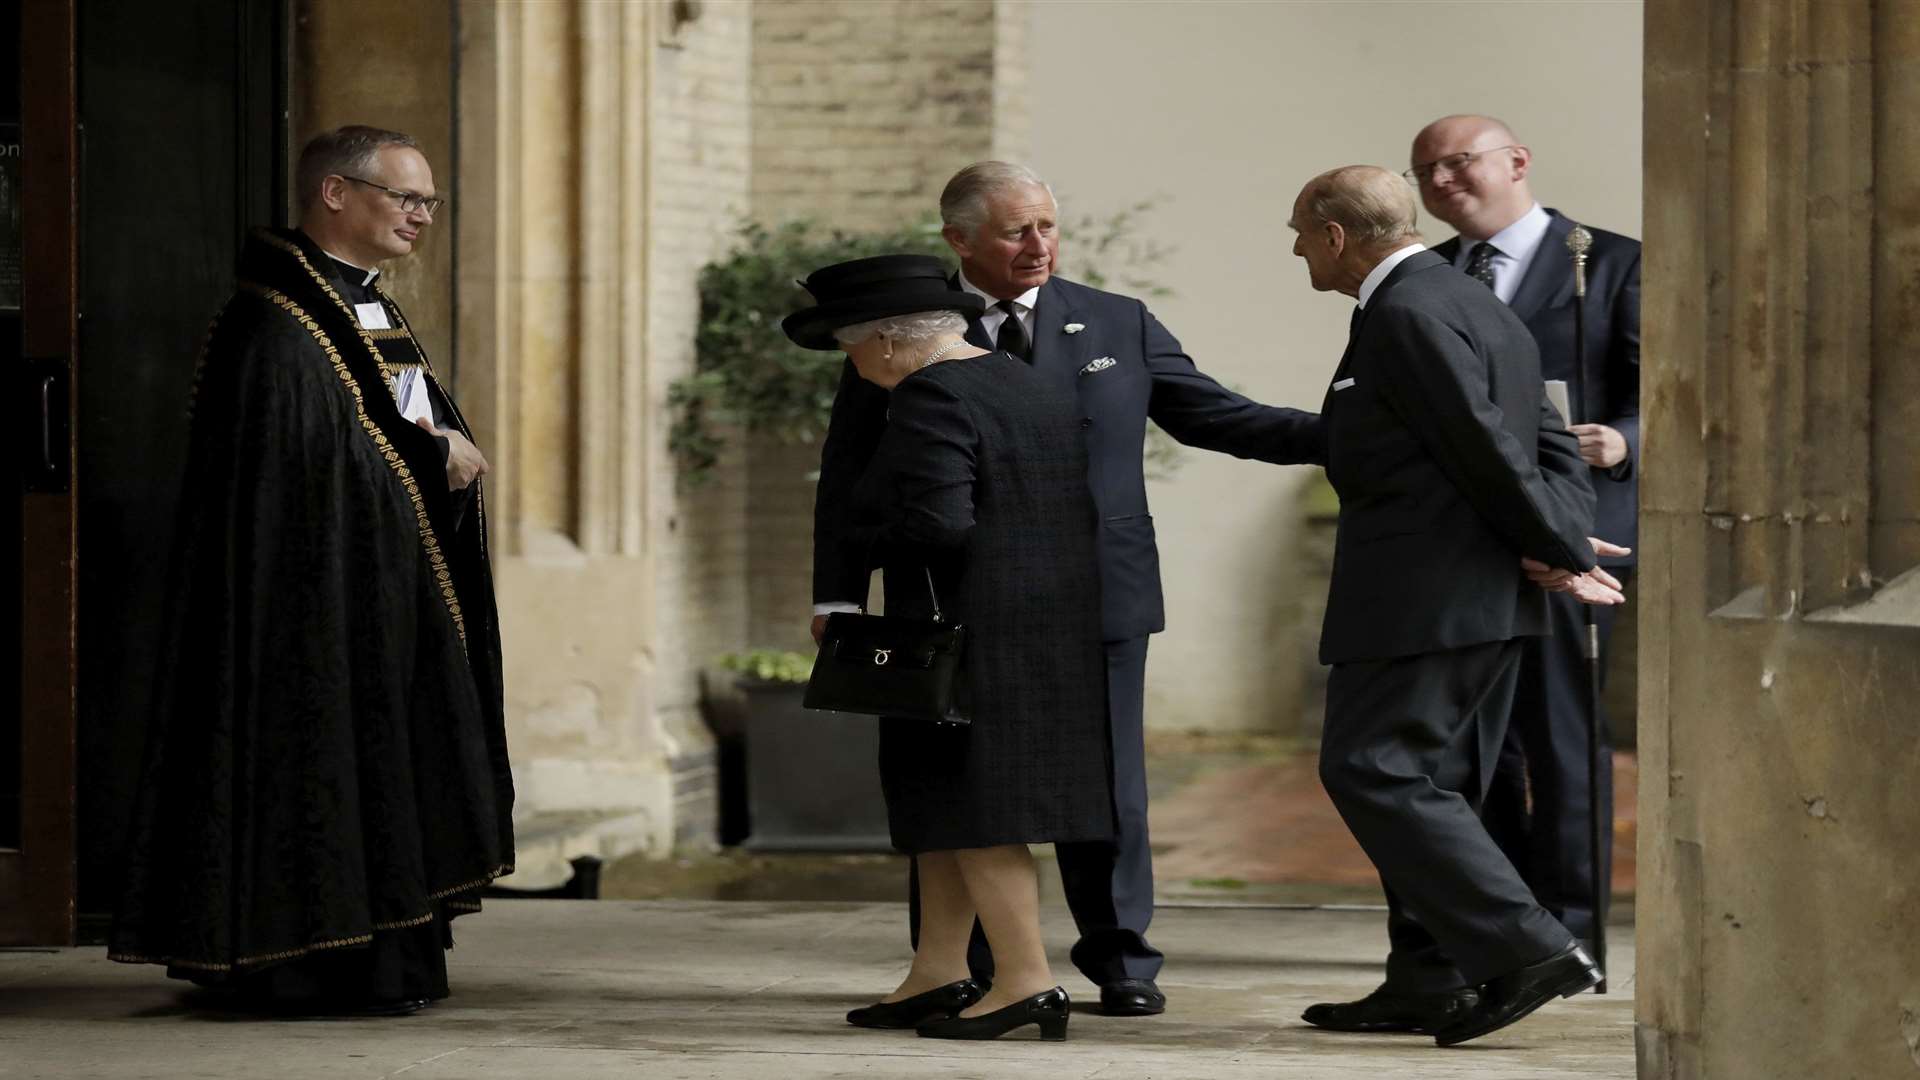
[817,274,1324,642]
[110,228,513,977]
[1317,250,1598,664]
[850,352,1113,853]
[1433,210,1639,566]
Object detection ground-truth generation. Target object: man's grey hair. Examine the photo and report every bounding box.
[832,310,969,348]
[1298,165,1422,247]
[296,125,420,210]
[940,161,1056,235]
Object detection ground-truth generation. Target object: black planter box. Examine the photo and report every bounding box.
[740,681,892,851]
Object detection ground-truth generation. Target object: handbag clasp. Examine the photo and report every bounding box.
[873,649,892,666]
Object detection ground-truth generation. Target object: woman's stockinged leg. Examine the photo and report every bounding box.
[883,851,976,1001]
[953,844,1056,1015]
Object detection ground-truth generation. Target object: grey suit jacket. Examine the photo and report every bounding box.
[1317,250,1598,664]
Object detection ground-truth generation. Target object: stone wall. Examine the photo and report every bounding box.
[644,0,757,846]
[1637,2,1920,1074]
[292,2,455,371]
[443,0,753,878]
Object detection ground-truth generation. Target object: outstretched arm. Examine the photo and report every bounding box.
[1141,306,1327,466]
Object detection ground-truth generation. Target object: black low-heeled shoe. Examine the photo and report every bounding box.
[846,978,986,1029]
[916,986,1070,1041]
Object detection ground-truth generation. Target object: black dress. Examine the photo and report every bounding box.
[851,352,1113,853]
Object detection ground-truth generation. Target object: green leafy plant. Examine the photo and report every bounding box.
[716,648,814,686]
[671,204,1184,484]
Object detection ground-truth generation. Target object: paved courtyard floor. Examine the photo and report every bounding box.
[1,899,1634,1080]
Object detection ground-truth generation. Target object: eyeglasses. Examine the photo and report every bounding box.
[340,175,445,216]
[1403,145,1520,184]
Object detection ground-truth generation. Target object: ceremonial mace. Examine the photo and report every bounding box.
[1566,223,1608,993]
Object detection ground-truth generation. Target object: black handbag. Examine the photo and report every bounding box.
[803,567,969,726]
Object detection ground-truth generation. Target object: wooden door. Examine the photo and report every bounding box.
[2,0,80,947]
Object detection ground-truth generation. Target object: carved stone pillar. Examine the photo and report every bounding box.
[1638,1,1920,1074]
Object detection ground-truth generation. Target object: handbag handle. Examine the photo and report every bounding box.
[924,566,944,624]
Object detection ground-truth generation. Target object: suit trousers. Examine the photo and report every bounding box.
[1320,638,1572,991]
[908,635,1164,985]
[1483,573,1631,946]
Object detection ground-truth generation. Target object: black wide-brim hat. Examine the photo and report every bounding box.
[781,253,985,351]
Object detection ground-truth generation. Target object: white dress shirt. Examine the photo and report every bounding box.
[1452,202,1550,305]
[1357,243,1428,309]
[959,271,1039,343]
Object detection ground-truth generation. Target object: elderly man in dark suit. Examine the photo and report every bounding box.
[1409,114,1641,965]
[1284,165,1627,1046]
[812,161,1321,1016]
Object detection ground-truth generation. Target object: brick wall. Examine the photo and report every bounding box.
[647,0,756,843]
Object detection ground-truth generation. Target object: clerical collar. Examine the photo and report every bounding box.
[321,250,381,287]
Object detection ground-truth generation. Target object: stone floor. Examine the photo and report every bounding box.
[0,899,1634,1079]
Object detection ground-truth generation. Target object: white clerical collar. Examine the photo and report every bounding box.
[1356,243,1427,309]
[322,249,381,287]
[1469,202,1550,263]
[958,271,1039,314]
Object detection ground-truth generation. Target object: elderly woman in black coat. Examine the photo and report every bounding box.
[786,255,1112,1042]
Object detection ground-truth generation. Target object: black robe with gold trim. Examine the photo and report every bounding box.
[109,227,512,1001]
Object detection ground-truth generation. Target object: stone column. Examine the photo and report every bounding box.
[448,0,752,873]
[1638,1,1920,1074]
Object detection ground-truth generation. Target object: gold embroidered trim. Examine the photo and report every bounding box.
[259,232,405,387]
[366,328,411,341]
[241,283,467,646]
[371,911,436,931]
[379,291,493,564]
[184,309,226,420]
[106,865,511,972]
[110,929,372,973]
[429,864,514,900]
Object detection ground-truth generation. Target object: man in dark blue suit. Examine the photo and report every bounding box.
[1411,115,1640,964]
[811,161,1322,1017]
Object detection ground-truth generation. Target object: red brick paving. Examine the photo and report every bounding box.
[1153,750,1639,895]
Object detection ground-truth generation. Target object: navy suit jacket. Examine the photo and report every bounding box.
[814,273,1323,642]
[1433,209,1640,566]
[1317,251,1597,665]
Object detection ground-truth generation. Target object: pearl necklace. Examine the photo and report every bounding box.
[917,340,969,369]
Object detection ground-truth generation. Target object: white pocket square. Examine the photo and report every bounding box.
[1081,356,1118,375]
[1332,377,1356,391]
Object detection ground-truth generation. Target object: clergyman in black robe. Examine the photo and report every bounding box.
[109,126,512,1015]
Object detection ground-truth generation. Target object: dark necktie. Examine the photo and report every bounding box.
[995,299,1031,362]
[1465,241,1499,290]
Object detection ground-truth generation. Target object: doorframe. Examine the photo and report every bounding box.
[2,0,80,946]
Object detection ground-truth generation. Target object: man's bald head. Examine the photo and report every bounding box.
[1408,114,1533,239]
[1288,166,1423,298]
[1413,114,1518,161]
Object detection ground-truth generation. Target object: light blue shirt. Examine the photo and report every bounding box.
[1451,202,1550,305]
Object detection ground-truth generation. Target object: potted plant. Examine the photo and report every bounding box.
[717,649,891,851]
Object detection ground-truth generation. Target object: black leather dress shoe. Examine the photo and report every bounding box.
[917,986,1070,1041]
[1098,978,1166,1016]
[1301,986,1478,1034]
[1433,943,1602,1047]
[846,979,985,1029]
